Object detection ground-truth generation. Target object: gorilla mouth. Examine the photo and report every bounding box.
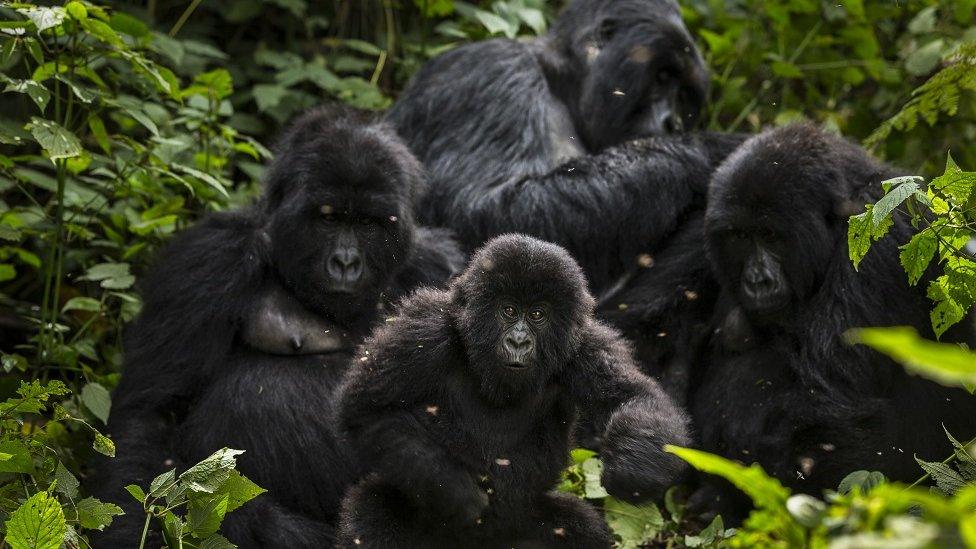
[505,362,530,370]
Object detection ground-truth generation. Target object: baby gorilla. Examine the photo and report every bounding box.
[336,234,691,548]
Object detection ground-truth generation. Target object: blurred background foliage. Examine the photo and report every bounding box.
[0,0,974,547]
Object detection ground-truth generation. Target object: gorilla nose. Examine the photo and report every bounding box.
[505,332,533,354]
[327,247,363,284]
[662,112,683,134]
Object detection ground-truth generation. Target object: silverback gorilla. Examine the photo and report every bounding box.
[386,0,746,399]
[90,107,465,547]
[336,235,691,548]
[690,124,976,519]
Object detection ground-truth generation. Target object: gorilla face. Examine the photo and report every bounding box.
[454,235,595,404]
[705,126,844,325]
[264,112,421,324]
[575,6,707,150]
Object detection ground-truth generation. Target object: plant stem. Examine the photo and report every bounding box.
[138,513,152,549]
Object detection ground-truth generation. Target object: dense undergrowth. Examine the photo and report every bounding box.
[0,1,974,547]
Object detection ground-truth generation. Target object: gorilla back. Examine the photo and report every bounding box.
[89,106,464,548]
[691,124,976,518]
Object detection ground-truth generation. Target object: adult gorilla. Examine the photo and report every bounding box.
[388,0,741,293]
[387,0,744,396]
[690,124,976,520]
[90,107,464,547]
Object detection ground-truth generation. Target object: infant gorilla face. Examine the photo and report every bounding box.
[495,299,550,369]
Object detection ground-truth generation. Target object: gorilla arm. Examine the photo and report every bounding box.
[387,39,735,291]
[564,320,692,502]
[336,290,488,524]
[89,212,269,543]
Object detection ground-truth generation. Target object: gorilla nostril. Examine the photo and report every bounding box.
[663,114,682,134]
[328,248,363,282]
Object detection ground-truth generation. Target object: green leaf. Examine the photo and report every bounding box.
[771,60,803,79]
[81,382,111,424]
[88,115,111,154]
[62,296,101,313]
[582,458,608,499]
[149,469,179,499]
[197,534,235,549]
[80,18,124,47]
[666,445,790,510]
[3,79,50,112]
[54,462,80,499]
[905,39,945,76]
[26,117,82,161]
[187,494,228,538]
[109,12,149,37]
[785,494,826,527]
[0,441,34,474]
[929,153,976,204]
[848,210,872,269]
[125,484,146,503]
[569,448,597,465]
[180,448,244,494]
[604,498,663,549]
[18,7,66,33]
[252,84,288,112]
[848,327,976,388]
[872,177,920,226]
[899,228,938,286]
[3,491,66,549]
[75,497,123,531]
[93,433,115,457]
[837,470,886,494]
[214,470,265,512]
[80,262,134,290]
[0,263,15,282]
[65,2,88,21]
[186,69,233,100]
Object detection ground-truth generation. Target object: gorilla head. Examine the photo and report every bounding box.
[262,106,424,322]
[704,123,886,326]
[452,234,596,403]
[550,0,708,150]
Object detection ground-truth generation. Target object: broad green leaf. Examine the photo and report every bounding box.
[604,498,663,549]
[0,441,34,474]
[18,7,65,33]
[962,514,976,548]
[75,497,123,531]
[569,448,597,464]
[837,470,886,494]
[65,2,87,21]
[848,210,872,269]
[771,60,803,79]
[905,39,945,76]
[88,115,111,154]
[0,263,15,282]
[186,69,233,100]
[849,327,976,388]
[80,262,134,290]
[187,494,228,538]
[26,118,82,161]
[916,458,967,495]
[81,382,111,424]
[413,0,454,17]
[109,12,149,38]
[161,511,185,549]
[180,448,244,494]
[899,228,938,285]
[54,462,80,499]
[931,298,967,339]
[149,469,179,499]
[3,79,50,112]
[929,154,976,203]
[80,18,124,47]
[215,470,265,512]
[252,84,288,112]
[666,445,790,510]
[125,484,146,503]
[471,9,513,36]
[198,535,235,549]
[3,491,66,549]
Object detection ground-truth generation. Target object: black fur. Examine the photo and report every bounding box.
[88,106,465,547]
[335,235,691,548]
[689,123,976,520]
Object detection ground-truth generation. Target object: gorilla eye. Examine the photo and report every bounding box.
[320,204,337,222]
[528,309,545,322]
[502,306,517,319]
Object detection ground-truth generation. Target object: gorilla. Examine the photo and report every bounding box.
[386,0,745,398]
[689,123,976,519]
[387,0,743,292]
[336,234,691,548]
[90,106,465,547]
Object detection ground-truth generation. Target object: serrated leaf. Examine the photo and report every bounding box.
[604,498,663,548]
[837,470,886,494]
[872,178,920,226]
[180,448,244,495]
[149,469,178,499]
[0,441,34,474]
[187,494,228,538]
[125,484,146,503]
[916,458,967,495]
[899,228,938,285]
[198,534,236,549]
[26,117,82,161]
[848,210,873,269]
[581,458,608,499]
[3,491,66,549]
[54,462,79,499]
[75,497,123,531]
[215,470,265,512]
[81,382,111,423]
